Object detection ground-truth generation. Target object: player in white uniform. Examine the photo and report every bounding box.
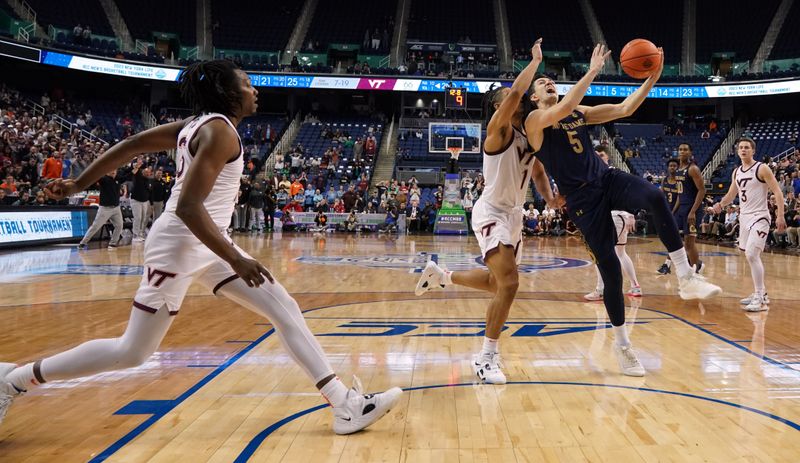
[584,147,642,300]
[710,137,785,311]
[415,40,557,384]
[0,61,401,434]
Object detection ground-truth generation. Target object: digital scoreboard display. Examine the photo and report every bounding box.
[445,87,467,109]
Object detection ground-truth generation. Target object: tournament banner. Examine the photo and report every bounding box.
[435,174,469,235]
[0,208,93,247]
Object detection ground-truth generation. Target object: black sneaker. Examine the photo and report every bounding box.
[695,260,704,274]
[657,263,671,275]
[76,243,88,251]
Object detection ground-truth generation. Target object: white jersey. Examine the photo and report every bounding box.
[734,162,769,217]
[164,113,244,230]
[479,126,536,210]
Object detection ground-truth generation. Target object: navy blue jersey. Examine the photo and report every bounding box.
[661,176,681,209]
[675,164,699,209]
[533,110,609,196]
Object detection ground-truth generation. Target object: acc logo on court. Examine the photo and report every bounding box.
[295,252,590,273]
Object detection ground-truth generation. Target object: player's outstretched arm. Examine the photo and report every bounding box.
[45,119,188,199]
[531,160,557,206]
[760,164,786,232]
[580,48,664,125]
[525,44,610,137]
[486,39,542,137]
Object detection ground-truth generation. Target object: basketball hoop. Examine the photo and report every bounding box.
[447,146,462,161]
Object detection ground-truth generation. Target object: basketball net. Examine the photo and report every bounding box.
[447,147,462,161]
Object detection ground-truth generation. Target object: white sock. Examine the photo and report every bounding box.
[481,337,498,356]
[616,246,639,287]
[6,363,37,393]
[613,324,631,347]
[594,265,604,292]
[664,258,672,268]
[668,248,693,278]
[319,376,349,408]
[442,269,453,286]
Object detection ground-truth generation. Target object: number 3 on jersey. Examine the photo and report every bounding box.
[567,130,583,154]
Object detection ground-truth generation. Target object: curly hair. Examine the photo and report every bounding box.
[178,60,243,117]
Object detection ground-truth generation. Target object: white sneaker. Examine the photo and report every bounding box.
[332,376,403,435]
[0,362,21,426]
[583,289,603,301]
[740,293,770,305]
[626,286,643,297]
[473,353,507,384]
[613,344,646,377]
[678,272,722,300]
[744,294,769,312]
[415,261,446,296]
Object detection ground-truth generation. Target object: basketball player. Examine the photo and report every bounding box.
[0,60,401,434]
[525,45,721,377]
[414,40,557,384]
[710,137,785,311]
[584,147,642,300]
[658,144,705,274]
[657,158,681,274]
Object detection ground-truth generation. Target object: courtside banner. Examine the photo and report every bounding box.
[0,210,90,244]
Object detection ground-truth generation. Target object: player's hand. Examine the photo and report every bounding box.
[231,255,274,287]
[589,44,612,74]
[548,194,566,209]
[711,203,723,215]
[44,178,80,200]
[687,213,697,227]
[650,48,665,81]
[776,216,787,233]
[530,38,543,63]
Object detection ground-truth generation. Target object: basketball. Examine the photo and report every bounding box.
[620,39,661,79]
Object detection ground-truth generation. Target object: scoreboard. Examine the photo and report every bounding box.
[445,87,467,109]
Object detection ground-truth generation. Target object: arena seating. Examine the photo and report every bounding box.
[710,120,799,184]
[614,123,722,176]
[592,0,682,64]
[287,118,383,191]
[406,0,495,44]
[305,0,396,53]
[769,0,800,60]
[212,0,301,51]
[25,0,113,36]
[696,0,779,63]
[507,0,592,58]
[116,0,195,45]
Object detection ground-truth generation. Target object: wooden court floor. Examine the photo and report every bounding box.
[0,233,798,462]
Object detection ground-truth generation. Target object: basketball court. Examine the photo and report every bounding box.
[1,233,798,462]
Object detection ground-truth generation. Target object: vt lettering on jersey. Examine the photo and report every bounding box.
[146,267,177,287]
[317,320,651,337]
[737,177,752,188]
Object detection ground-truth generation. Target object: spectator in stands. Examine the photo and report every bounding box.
[0,174,17,196]
[786,209,800,247]
[41,151,63,180]
[701,130,710,139]
[723,206,739,239]
[77,169,123,250]
[130,160,151,241]
[248,182,265,232]
[0,188,10,205]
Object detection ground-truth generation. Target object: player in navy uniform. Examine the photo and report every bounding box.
[657,158,681,274]
[525,45,721,377]
[659,144,706,274]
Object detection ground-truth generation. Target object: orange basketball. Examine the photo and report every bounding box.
[620,39,660,79]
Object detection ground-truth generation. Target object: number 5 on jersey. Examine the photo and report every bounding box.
[567,130,583,154]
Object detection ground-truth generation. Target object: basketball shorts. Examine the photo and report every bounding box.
[674,206,703,237]
[471,199,523,265]
[612,211,635,245]
[133,213,247,314]
[738,213,771,253]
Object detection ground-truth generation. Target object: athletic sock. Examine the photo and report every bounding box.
[613,324,631,347]
[6,362,42,392]
[668,248,693,278]
[320,376,349,408]
[442,270,453,286]
[481,337,498,357]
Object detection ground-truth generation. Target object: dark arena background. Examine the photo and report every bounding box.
[0,0,799,461]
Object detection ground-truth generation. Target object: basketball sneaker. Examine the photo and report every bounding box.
[695,260,704,274]
[414,261,446,296]
[740,293,770,305]
[626,286,643,297]
[332,376,403,435]
[0,363,22,426]
[744,294,769,312]
[613,344,646,376]
[657,263,671,275]
[583,289,603,301]
[678,272,722,300]
[473,353,506,384]
[76,243,88,251]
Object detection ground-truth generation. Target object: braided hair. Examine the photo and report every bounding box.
[482,84,507,124]
[178,60,243,117]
